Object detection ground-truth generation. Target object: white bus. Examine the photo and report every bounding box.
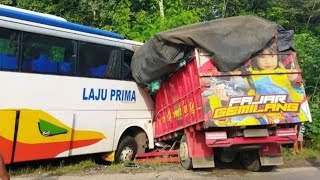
[0,4,154,164]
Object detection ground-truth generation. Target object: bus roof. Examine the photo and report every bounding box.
[0,5,124,40]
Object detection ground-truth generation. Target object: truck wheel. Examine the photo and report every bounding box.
[115,136,137,163]
[240,151,261,172]
[179,135,193,170]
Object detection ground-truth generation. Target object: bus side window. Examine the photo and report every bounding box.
[122,50,134,81]
[21,32,76,75]
[79,42,106,78]
[79,42,123,79]
[0,27,19,72]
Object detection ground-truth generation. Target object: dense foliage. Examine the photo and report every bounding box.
[1,0,320,142]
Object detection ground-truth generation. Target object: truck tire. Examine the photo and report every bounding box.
[115,136,137,163]
[240,151,261,172]
[261,165,275,172]
[179,135,193,170]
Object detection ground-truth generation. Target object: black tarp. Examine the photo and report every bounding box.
[131,16,292,86]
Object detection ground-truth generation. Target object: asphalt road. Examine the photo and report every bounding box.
[12,166,320,180]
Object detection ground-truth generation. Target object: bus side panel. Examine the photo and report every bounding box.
[0,110,16,164]
[13,110,73,162]
[68,111,114,156]
[154,58,203,138]
[13,110,105,162]
[115,110,154,149]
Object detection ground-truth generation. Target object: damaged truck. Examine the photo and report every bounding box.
[132,16,312,171]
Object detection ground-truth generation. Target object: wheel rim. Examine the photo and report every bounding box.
[179,142,189,161]
[119,146,134,162]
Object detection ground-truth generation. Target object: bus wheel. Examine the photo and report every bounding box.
[240,151,261,172]
[115,136,137,163]
[179,135,193,170]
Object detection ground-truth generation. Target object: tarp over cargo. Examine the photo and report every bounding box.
[131,16,294,86]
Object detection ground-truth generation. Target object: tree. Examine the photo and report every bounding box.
[294,33,320,141]
[1,0,17,6]
[304,0,320,29]
[159,0,164,17]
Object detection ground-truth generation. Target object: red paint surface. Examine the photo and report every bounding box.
[205,135,297,148]
[13,139,103,162]
[154,58,203,138]
[259,143,282,156]
[136,150,179,163]
[185,128,213,158]
[0,137,14,164]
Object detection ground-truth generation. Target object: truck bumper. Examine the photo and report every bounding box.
[205,129,297,148]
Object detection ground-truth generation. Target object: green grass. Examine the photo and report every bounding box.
[51,159,96,175]
[282,147,320,160]
[8,155,96,177]
[138,161,168,168]
[8,155,171,177]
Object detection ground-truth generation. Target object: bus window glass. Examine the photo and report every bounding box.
[79,42,122,79]
[122,50,134,81]
[21,33,76,75]
[0,27,19,71]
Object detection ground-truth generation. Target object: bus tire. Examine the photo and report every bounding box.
[240,151,261,172]
[115,136,137,163]
[179,135,193,170]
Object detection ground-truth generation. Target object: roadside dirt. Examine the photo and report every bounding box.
[282,158,320,168]
[67,158,320,177]
[10,156,320,179]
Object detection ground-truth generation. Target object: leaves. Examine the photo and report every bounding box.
[295,34,320,94]
[295,33,320,140]
[6,0,318,40]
